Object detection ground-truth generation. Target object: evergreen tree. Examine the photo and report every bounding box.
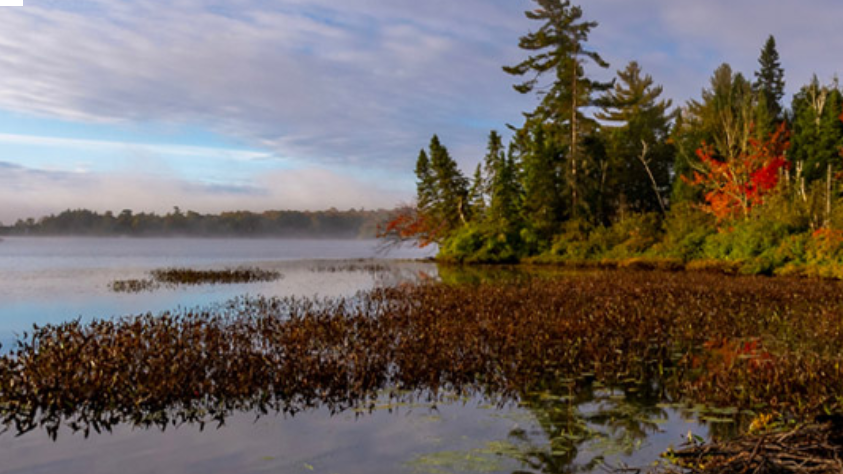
[414,149,436,213]
[597,61,674,217]
[468,163,486,218]
[485,133,522,229]
[753,35,786,124]
[789,76,843,181]
[428,135,470,232]
[482,130,507,197]
[516,123,566,242]
[503,0,610,217]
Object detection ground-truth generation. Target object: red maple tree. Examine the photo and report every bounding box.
[683,123,790,221]
[376,204,445,249]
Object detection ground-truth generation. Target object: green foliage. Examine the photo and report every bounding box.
[789,77,843,182]
[438,222,523,264]
[545,214,662,261]
[427,135,471,233]
[652,203,716,260]
[596,61,674,218]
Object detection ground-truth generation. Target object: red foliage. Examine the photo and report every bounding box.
[377,205,444,248]
[682,123,790,221]
[693,337,774,374]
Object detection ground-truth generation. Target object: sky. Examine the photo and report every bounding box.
[1,0,843,224]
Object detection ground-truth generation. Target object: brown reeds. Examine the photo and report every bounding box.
[110,267,282,292]
[4,270,843,442]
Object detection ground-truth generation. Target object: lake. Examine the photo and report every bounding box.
[0,237,714,474]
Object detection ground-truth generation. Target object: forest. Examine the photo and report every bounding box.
[0,207,389,239]
[381,0,843,278]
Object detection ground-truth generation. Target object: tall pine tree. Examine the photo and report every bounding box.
[503,0,610,218]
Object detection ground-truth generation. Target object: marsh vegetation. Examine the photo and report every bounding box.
[3,268,843,471]
[109,267,283,292]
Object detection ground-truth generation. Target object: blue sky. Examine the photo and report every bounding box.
[1,0,843,223]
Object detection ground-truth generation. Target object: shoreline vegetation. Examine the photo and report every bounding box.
[377,0,843,282]
[0,208,390,239]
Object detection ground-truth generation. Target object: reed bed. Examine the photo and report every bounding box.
[4,270,843,443]
[110,267,282,292]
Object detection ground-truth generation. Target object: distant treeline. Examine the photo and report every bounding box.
[0,208,392,238]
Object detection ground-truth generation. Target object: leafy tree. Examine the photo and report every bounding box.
[683,123,790,221]
[596,61,674,217]
[673,64,757,206]
[503,0,610,216]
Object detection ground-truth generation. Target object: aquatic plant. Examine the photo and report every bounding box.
[3,270,843,442]
[109,267,282,292]
[150,267,282,285]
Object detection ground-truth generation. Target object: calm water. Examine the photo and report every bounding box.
[0,237,714,474]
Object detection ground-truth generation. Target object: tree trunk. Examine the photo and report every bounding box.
[637,140,667,214]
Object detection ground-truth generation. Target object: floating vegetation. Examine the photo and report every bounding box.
[310,261,389,274]
[5,270,843,449]
[110,267,283,292]
[109,278,158,293]
[151,267,282,285]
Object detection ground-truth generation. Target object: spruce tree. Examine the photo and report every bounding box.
[427,135,469,232]
[484,131,522,229]
[414,149,436,213]
[503,0,610,217]
[753,35,786,123]
[468,163,486,219]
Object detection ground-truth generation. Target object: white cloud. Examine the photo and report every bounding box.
[0,160,407,223]
[0,133,270,160]
[0,0,533,172]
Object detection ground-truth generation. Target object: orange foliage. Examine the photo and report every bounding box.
[377,205,445,248]
[692,337,774,374]
[682,123,790,221]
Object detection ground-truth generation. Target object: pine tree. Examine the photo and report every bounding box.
[753,35,786,123]
[597,61,674,217]
[503,0,610,217]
